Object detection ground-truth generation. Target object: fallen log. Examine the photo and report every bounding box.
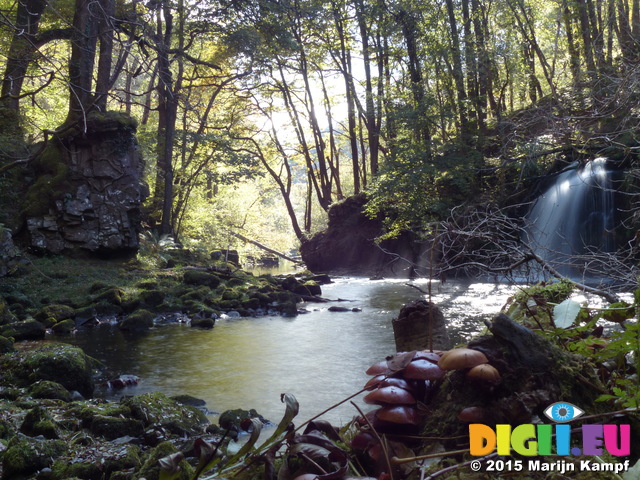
[228,231,303,265]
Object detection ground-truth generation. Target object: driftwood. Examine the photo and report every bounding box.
[228,231,303,265]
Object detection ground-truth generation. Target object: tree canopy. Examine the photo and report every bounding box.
[0,0,639,257]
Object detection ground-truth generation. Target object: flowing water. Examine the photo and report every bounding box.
[524,158,618,278]
[64,277,519,426]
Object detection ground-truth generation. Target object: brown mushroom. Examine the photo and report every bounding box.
[403,358,445,380]
[375,405,421,425]
[466,363,501,383]
[365,361,392,376]
[437,348,488,370]
[363,386,416,405]
[364,375,414,391]
[413,351,442,363]
[457,406,489,423]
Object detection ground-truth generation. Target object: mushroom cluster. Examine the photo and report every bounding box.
[437,348,501,385]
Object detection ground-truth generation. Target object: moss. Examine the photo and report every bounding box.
[52,318,76,334]
[20,405,60,439]
[0,319,46,341]
[191,317,215,329]
[119,309,154,331]
[66,399,131,424]
[183,270,221,288]
[89,414,144,440]
[0,335,14,354]
[122,392,209,434]
[93,286,125,305]
[0,343,96,397]
[139,289,165,307]
[21,142,73,218]
[2,434,66,478]
[29,380,72,402]
[34,304,75,322]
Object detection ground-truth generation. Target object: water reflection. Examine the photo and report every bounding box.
[64,278,518,426]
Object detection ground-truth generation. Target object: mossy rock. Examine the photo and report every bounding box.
[51,459,102,480]
[51,318,75,334]
[241,297,260,310]
[122,392,209,434]
[302,281,322,296]
[221,288,241,300]
[137,441,193,480]
[0,297,17,325]
[29,380,72,402]
[191,317,215,329]
[139,289,165,307]
[218,408,268,431]
[0,319,46,341]
[93,286,125,305]
[89,281,110,293]
[89,414,144,440]
[34,304,75,322]
[180,286,212,302]
[279,301,299,317]
[0,343,96,397]
[119,309,154,331]
[67,399,131,424]
[0,334,14,354]
[183,270,221,288]
[2,434,66,479]
[20,405,60,439]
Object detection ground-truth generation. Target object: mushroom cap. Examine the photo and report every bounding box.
[375,405,421,425]
[403,359,445,380]
[457,406,488,423]
[466,363,501,383]
[364,375,414,391]
[438,348,488,370]
[413,351,442,363]
[365,361,392,376]
[363,386,416,405]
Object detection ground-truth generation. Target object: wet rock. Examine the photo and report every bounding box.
[1,319,46,341]
[90,414,144,440]
[122,392,209,435]
[0,343,96,397]
[20,406,60,439]
[219,408,269,432]
[0,296,18,325]
[2,434,66,479]
[191,316,215,329]
[392,299,450,351]
[51,318,75,334]
[28,380,72,402]
[119,309,154,331]
[139,289,165,307]
[34,304,75,323]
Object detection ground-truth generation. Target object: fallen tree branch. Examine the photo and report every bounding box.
[228,230,303,265]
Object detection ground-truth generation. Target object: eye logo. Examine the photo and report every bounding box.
[544,402,584,423]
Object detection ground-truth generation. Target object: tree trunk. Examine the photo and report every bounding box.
[445,0,470,138]
[94,0,115,111]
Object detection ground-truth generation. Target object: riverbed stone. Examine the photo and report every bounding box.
[2,434,66,479]
[122,392,209,435]
[137,441,193,480]
[0,319,46,341]
[89,414,145,440]
[119,309,154,331]
[392,299,450,351]
[20,405,60,439]
[34,303,75,322]
[0,343,96,397]
[0,334,14,353]
[218,408,269,432]
[28,380,72,402]
[51,318,75,334]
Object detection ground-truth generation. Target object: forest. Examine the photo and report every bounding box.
[0,0,639,270]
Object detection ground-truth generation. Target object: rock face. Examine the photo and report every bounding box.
[21,112,146,255]
[300,194,427,276]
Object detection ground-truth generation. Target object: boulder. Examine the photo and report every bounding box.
[1,319,46,341]
[122,392,209,435]
[0,343,96,397]
[2,434,66,479]
[392,299,450,351]
[119,309,154,331]
[21,111,146,255]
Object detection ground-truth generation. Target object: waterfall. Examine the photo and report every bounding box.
[524,158,617,278]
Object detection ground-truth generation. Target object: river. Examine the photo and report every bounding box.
[64,277,519,427]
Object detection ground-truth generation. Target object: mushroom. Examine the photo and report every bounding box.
[466,363,501,384]
[364,375,414,391]
[375,405,421,425]
[364,386,416,406]
[438,348,488,370]
[365,361,392,376]
[403,358,445,380]
[457,406,489,423]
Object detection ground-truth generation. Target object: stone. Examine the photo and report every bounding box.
[122,392,209,435]
[183,270,221,288]
[20,406,60,439]
[28,380,72,402]
[2,434,66,479]
[392,299,450,351]
[0,343,96,397]
[89,414,144,440]
[34,304,75,322]
[190,317,215,329]
[1,319,46,341]
[22,111,146,255]
[119,309,154,331]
